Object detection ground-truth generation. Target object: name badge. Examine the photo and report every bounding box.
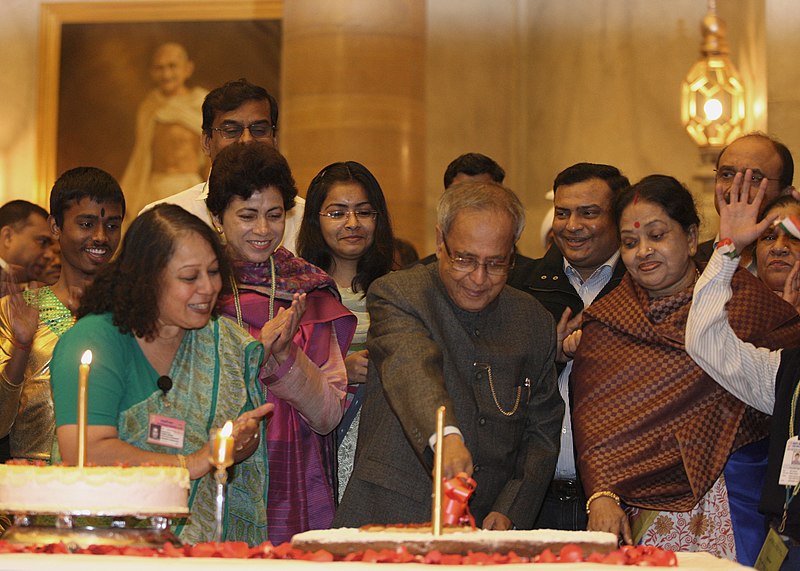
[147,413,186,449]
[754,527,789,571]
[778,436,800,486]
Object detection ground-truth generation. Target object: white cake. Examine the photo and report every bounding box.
[0,464,190,516]
[291,527,618,558]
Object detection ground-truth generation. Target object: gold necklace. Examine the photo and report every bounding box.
[230,255,277,328]
[230,256,277,404]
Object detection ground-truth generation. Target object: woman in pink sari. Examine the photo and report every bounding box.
[207,142,356,544]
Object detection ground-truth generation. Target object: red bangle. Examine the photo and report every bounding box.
[10,338,32,352]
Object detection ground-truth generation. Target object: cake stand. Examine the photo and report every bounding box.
[1,508,188,549]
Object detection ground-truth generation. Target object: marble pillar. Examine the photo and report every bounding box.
[282,0,426,248]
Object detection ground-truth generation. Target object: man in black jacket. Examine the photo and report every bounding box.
[521,162,629,531]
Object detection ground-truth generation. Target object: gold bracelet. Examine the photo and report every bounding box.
[177,454,188,472]
[586,490,621,514]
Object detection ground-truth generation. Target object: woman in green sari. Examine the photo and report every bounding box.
[50,204,280,545]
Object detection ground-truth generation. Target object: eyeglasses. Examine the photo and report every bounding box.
[442,238,514,276]
[714,168,780,186]
[319,209,378,221]
[210,122,275,140]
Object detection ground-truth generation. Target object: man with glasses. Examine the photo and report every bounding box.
[142,78,306,253]
[697,132,795,268]
[521,162,629,532]
[334,181,563,530]
[418,152,537,291]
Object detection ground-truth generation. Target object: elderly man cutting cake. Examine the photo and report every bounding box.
[334,181,563,530]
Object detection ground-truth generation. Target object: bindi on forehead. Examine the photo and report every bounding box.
[634,221,640,229]
[100,207,105,218]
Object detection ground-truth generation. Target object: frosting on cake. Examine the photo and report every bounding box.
[291,527,618,557]
[0,464,190,516]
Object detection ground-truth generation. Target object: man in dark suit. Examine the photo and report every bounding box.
[334,181,563,530]
[696,132,794,265]
[521,162,629,531]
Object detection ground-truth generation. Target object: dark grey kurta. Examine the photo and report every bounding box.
[334,263,563,528]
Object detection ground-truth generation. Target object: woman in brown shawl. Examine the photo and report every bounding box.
[570,175,800,563]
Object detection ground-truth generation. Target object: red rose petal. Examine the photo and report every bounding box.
[535,548,558,563]
[560,543,585,562]
[218,541,248,558]
[189,543,218,558]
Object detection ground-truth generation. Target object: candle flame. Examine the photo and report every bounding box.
[221,420,233,438]
[81,350,93,366]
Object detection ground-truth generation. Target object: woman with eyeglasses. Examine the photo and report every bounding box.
[206,143,356,544]
[296,162,395,501]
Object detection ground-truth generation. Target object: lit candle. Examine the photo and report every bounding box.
[211,421,234,468]
[77,350,92,468]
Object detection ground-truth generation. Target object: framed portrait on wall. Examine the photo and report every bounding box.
[37,0,282,214]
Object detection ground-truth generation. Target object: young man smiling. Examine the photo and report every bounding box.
[0,167,125,462]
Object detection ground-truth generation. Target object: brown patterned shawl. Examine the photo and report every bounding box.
[572,267,800,511]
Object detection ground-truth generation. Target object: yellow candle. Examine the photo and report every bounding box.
[212,421,234,468]
[77,350,92,468]
[432,405,445,536]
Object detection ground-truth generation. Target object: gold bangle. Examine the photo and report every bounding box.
[177,454,188,472]
[586,490,621,514]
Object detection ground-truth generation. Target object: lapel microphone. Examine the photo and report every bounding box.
[157,375,173,396]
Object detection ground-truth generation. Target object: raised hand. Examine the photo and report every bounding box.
[259,293,307,364]
[7,288,39,350]
[717,169,776,251]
